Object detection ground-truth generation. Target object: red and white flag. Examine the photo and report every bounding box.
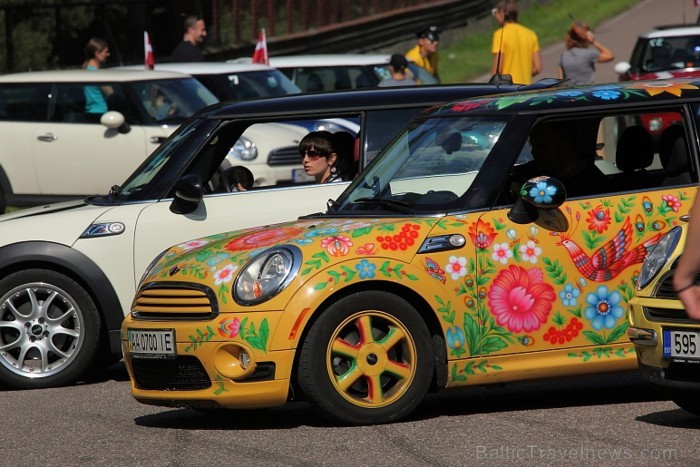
[252,29,269,65]
[144,31,155,70]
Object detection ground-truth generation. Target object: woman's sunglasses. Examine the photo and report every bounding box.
[300,149,327,160]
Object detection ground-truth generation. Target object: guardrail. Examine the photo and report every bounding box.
[207,0,492,60]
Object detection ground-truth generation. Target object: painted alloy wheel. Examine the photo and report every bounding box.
[327,310,416,408]
[0,281,85,380]
[299,291,433,425]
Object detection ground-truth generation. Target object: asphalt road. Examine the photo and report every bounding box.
[1,366,698,466]
[4,3,700,466]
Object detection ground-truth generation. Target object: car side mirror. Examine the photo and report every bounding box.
[508,176,566,224]
[170,174,204,214]
[614,61,631,76]
[100,111,130,134]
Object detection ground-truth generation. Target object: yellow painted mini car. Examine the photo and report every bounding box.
[123,78,699,424]
[628,221,700,415]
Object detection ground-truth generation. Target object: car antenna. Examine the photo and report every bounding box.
[488,0,513,85]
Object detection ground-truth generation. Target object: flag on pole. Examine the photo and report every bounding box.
[144,31,155,70]
[252,29,269,65]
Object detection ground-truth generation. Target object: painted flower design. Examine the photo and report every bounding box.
[218,317,241,338]
[214,264,238,285]
[468,219,497,249]
[559,283,580,307]
[487,265,555,333]
[206,252,230,267]
[492,242,513,265]
[519,240,541,264]
[584,285,624,330]
[446,326,465,354]
[177,239,209,251]
[662,194,682,212]
[356,259,376,279]
[446,256,467,280]
[452,101,484,112]
[591,90,621,100]
[529,181,557,204]
[628,81,698,97]
[321,235,353,257]
[586,206,611,233]
[356,243,376,255]
[225,227,304,252]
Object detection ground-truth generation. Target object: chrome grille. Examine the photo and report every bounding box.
[268,145,301,166]
[132,284,217,320]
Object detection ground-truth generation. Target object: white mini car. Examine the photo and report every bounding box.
[231,54,439,91]
[0,69,219,213]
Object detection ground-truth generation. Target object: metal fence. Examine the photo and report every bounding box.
[0,0,488,71]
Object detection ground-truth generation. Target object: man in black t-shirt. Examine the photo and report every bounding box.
[171,15,207,62]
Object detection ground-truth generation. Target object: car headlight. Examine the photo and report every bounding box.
[229,136,258,161]
[637,226,682,290]
[234,245,302,305]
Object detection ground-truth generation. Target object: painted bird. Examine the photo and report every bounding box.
[556,217,663,282]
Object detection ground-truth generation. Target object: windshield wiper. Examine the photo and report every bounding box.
[327,198,340,211]
[352,197,416,214]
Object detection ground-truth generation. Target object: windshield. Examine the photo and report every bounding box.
[197,70,301,100]
[129,78,218,124]
[112,118,217,201]
[334,115,507,213]
[637,34,700,73]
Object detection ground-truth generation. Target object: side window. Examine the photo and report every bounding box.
[51,84,88,123]
[507,110,694,203]
[0,83,50,122]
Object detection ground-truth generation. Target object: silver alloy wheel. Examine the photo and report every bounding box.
[0,281,85,378]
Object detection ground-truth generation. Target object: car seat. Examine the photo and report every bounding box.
[614,126,654,190]
[659,125,692,186]
[306,73,324,92]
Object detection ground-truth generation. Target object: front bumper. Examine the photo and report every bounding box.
[121,314,295,409]
[629,295,700,391]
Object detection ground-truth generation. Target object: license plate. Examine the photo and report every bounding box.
[292,168,314,183]
[663,329,700,358]
[127,329,175,359]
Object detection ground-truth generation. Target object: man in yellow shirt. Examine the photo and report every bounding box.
[406,26,440,81]
[490,1,541,85]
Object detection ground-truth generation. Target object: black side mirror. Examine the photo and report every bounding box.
[508,176,566,224]
[170,174,204,214]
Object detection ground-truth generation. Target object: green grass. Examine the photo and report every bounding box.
[439,0,643,83]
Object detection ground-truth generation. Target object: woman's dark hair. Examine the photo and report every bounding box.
[299,130,357,181]
[84,37,108,61]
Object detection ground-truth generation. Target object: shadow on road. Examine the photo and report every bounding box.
[133,371,666,429]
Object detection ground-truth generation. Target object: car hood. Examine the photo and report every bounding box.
[0,199,89,221]
[142,216,433,288]
[0,200,116,246]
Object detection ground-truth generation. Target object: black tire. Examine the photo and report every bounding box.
[0,269,101,389]
[298,291,433,425]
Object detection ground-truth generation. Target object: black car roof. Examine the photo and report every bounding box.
[196,79,564,119]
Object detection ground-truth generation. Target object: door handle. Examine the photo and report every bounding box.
[37,133,57,142]
[150,136,167,144]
